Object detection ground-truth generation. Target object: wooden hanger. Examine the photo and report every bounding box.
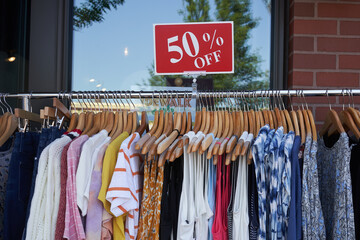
[192,108,211,153]
[188,107,206,152]
[232,107,249,161]
[207,110,224,160]
[240,111,254,156]
[213,109,230,156]
[219,110,234,156]
[170,112,191,162]
[14,108,42,124]
[297,109,306,143]
[53,97,71,119]
[226,111,241,154]
[141,110,164,154]
[158,111,181,155]
[124,112,133,135]
[136,111,148,136]
[166,111,187,160]
[150,111,173,156]
[136,109,159,149]
[0,114,17,146]
[319,109,345,137]
[307,109,317,141]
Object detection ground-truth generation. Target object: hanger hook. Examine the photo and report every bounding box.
[326,90,331,110]
[342,89,345,110]
[3,93,12,114]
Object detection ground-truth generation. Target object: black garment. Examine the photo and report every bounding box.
[227,160,238,240]
[350,138,360,239]
[160,157,183,240]
[248,161,259,240]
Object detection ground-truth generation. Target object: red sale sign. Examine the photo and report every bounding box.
[154,22,234,75]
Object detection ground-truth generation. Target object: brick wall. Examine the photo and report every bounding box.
[288,0,360,128]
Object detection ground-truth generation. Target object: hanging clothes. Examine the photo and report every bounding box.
[232,155,248,240]
[159,156,183,240]
[207,156,216,240]
[77,129,109,216]
[98,131,129,240]
[318,133,355,239]
[0,136,14,240]
[64,134,89,240]
[177,131,196,240]
[247,161,259,240]
[106,132,143,240]
[4,132,39,240]
[287,135,302,240]
[85,136,110,240]
[301,135,326,240]
[350,138,360,239]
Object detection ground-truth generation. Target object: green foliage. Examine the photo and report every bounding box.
[178,0,211,22]
[74,0,125,30]
[211,0,263,89]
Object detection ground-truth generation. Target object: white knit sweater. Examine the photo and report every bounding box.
[26,131,80,240]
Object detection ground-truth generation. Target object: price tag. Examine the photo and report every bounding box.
[154,21,234,75]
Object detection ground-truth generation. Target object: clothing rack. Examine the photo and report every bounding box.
[4,89,360,111]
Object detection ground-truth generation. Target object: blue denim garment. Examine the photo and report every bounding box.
[287,135,301,240]
[317,133,355,239]
[268,127,284,240]
[281,131,294,238]
[252,125,269,240]
[4,132,39,240]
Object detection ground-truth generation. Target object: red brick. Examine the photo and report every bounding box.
[290,71,314,87]
[288,56,293,71]
[317,37,360,52]
[294,2,315,17]
[315,106,343,122]
[339,55,360,69]
[340,21,360,36]
[316,72,359,87]
[291,96,337,104]
[294,20,337,35]
[293,36,314,51]
[293,54,336,69]
[318,3,360,18]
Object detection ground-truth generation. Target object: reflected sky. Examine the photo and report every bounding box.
[72,0,271,91]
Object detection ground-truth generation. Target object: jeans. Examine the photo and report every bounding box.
[4,132,39,240]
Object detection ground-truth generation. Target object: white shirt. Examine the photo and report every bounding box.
[232,155,249,240]
[177,131,196,240]
[76,129,108,216]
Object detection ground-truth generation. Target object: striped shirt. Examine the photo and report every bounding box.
[106,133,143,240]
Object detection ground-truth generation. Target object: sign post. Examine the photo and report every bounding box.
[153,21,234,75]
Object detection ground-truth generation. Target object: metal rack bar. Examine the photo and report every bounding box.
[4,89,360,99]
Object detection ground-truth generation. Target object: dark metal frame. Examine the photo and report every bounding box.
[270,0,289,90]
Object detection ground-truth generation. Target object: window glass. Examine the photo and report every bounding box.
[72,0,271,91]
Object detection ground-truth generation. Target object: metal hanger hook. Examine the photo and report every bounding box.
[326,90,332,110]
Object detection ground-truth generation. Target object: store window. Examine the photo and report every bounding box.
[72,0,271,92]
